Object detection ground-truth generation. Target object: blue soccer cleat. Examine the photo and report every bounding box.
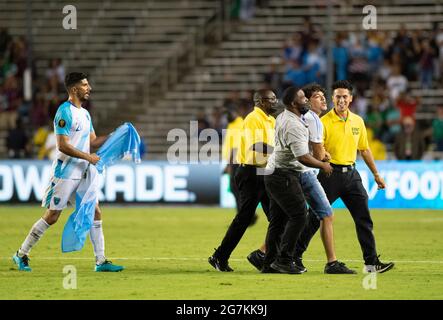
[12,252,32,272]
[95,260,124,272]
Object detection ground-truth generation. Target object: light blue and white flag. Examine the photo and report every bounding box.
[61,122,142,252]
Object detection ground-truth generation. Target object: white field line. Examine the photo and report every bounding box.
[2,257,443,264]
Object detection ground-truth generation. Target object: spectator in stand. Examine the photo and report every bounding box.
[223,90,241,112]
[401,30,421,81]
[436,26,443,85]
[418,39,435,89]
[348,37,370,92]
[394,116,426,160]
[388,24,414,78]
[282,33,304,67]
[365,105,383,139]
[386,64,408,103]
[371,83,390,113]
[431,105,443,152]
[0,28,12,56]
[380,104,402,145]
[303,40,322,85]
[45,58,65,86]
[1,74,20,129]
[377,58,392,82]
[30,91,49,127]
[300,17,320,49]
[283,60,306,88]
[263,57,283,95]
[367,36,384,76]
[333,35,349,81]
[367,128,387,160]
[239,0,256,21]
[0,84,9,127]
[43,130,57,160]
[396,88,420,119]
[352,89,369,119]
[6,118,29,158]
[10,37,27,78]
[209,107,226,141]
[196,111,210,136]
[33,118,51,159]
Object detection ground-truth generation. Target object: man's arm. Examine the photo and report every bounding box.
[310,142,326,161]
[90,131,108,150]
[360,148,386,189]
[57,135,99,164]
[298,153,333,176]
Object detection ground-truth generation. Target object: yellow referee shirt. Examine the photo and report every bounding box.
[237,107,275,167]
[222,116,244,163]
[321,108,369,165]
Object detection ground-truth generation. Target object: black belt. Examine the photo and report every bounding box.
[240,164,266,169]
[272,167,301,177]
[330,163,355,173]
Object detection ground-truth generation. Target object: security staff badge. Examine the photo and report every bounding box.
[352,127,360,136]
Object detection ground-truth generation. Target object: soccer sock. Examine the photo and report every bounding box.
[90,220,106,265]
[18,218,50,257]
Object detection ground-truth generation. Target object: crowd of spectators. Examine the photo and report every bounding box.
[3,13,443,161]
[197,20,443,160]
[264,21,443,159]
[0,27,92,160]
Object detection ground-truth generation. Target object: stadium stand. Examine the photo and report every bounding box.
[1,0,443,159]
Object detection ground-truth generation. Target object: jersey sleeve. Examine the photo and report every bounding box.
[54,106,72,136]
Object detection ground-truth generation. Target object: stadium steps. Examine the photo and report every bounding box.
[131,0,443,160]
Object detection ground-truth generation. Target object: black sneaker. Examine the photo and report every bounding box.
[324,261,357,274]
[208,255,233,272]
[364,256,395,273]
[294,257,307,273]
[270,260,304,274]
[261,265,278,273]
[247,249,265,271]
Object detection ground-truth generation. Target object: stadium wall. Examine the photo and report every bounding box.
[0,161,442,209]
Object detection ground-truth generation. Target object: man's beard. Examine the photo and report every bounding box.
[299,104,310,115]
[79,93,89,102]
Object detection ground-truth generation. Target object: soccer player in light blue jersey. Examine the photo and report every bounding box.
[12,72,124,272]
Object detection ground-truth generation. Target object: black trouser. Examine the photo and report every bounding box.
[229,164,241,210]
[263,169,307,267]
[295,165,378,265]
[215,165,270,261]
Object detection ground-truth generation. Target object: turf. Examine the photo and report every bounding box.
[0,206,442,300]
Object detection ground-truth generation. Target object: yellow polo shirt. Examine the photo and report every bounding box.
[321,108,369,165]
[237,107,275,166]
[222,116,244,163]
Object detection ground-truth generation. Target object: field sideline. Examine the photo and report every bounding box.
[1,206,442,300]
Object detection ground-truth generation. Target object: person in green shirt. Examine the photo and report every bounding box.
[432,106,443,152]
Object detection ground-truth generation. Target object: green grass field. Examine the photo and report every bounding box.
[1,206,442,300]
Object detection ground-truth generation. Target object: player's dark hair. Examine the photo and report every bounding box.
[65,72,88,91]
[302,83,325,99]
[282,86,301,107]
[331,80,353,95]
